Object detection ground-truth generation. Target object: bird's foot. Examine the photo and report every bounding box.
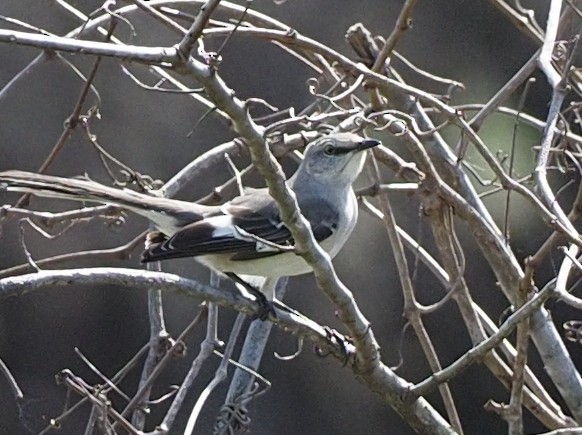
[226,272,276,321]
[250,290,277,321]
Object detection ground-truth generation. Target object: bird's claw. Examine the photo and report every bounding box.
[251,290,277,321]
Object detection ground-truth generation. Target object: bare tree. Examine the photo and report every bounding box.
[1,1,582,434]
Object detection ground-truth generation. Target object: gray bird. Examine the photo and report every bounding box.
[0,133,380,279]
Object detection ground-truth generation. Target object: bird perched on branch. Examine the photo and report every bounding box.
[0,133,380,308]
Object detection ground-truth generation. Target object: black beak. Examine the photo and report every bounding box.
[357,138,381,151]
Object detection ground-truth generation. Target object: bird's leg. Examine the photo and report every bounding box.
[225,272,276,321]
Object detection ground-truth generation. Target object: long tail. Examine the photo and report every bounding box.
[0,170,205,233]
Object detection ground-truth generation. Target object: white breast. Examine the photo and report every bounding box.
[197,189,359,277]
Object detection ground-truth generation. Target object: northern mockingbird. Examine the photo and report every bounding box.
[0,133,380,282]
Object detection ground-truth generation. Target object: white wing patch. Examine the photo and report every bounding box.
[201,215,280,253]
[255,241,278,252]
[208,215,236,238]
[232,225,281,253]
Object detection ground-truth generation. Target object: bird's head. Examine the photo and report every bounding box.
[295,133,381,186]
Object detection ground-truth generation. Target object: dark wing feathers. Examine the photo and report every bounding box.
[141,190,338,263]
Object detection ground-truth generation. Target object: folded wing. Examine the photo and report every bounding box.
[141,190,338,262]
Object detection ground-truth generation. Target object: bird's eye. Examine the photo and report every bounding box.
[323,144,336,155]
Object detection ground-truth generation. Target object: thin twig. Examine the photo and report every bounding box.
[504,78,536,242]
[371,0,418,72]
[505,285,532,434]
[131,259,167,430]
[176,0,222,59]
[184,313,246,435]
[411,281,556,397]
[5,22,116,212]
[0,356,23,401]
[216,277,287,434]
[366,155,463,433]
[0,232,144,279]
[114,307,208,429]
[128,0,188,35]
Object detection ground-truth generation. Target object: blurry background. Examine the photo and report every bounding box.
[2,1,578,434]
